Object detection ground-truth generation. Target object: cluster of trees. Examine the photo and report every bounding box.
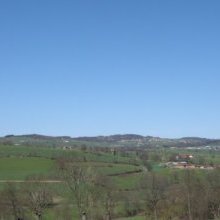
[56,161,220,220]
[0,180,53,220]
[57,159,117,220]
[1,158,220,220]
[137,169,220,220]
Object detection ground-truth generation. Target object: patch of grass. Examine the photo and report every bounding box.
[0,157,54,180]
[112,173,143,189]
[115,216,145,220]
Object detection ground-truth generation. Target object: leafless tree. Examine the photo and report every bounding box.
[2,183,25,220]
[23,178,53,220]
[95,175,117,220]
[140,172,168,220]
[58,161,97,220]
[207,169,220,219]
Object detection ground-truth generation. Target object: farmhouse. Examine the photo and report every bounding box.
[165,161,194,169]
[175,154,193,161]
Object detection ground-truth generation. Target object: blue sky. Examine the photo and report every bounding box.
[0,0,220,138]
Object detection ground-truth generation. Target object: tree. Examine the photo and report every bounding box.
[140,172,168,220]
[122,192,140,218]
[164,183,186,220]
[23,178,53,220]
[207,169,220,219]
[179,169,209,220]
[2,183,25,220]
[184,170,193,220]
[58,161,97,220]
[96,175,117,220]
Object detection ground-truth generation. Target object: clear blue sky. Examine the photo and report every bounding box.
[1,0,220,138]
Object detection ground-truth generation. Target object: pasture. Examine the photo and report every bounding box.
[0,157,54,180]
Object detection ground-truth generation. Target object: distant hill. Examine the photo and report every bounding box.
[1,133,220,148]
[73,134,145,142]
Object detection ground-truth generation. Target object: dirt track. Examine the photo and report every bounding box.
[0,180,63,183]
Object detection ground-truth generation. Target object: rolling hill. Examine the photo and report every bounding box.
[1,134,220,148]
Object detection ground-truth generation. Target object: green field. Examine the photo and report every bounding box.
[0,156,140,181]
[0,157,54,180]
